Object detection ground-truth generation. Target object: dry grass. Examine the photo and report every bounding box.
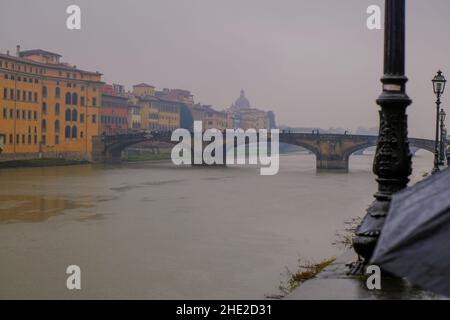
[332,217,362,249]
[266,258,335,299]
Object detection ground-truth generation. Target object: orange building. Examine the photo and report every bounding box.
[100,84,129,135]
[0,47,103,161]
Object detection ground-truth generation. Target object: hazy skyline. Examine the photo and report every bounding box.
[1,0,450,138]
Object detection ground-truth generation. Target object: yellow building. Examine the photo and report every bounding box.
[0,47,103,161]
[132,83,155,97]
[128,103,142,130]
[190,104,227,130]
[132,85,180,131]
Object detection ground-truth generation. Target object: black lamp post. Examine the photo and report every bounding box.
[352,0,412,271]
[440,108,447,165]
[432,71,446,173]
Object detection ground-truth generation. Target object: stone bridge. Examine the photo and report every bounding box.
[92,131,436,171]
[279,132,435,171]
[92,131,173,162]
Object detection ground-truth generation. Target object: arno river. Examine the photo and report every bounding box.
[0,152,433,299]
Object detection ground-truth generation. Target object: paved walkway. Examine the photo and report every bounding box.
[285,251,445,300]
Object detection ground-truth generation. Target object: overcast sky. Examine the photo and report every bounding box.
[1,0,450,137]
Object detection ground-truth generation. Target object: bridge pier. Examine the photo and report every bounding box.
[316,158,349,172]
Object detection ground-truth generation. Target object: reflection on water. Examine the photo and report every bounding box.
[0,151,435,299]
[0,195,94,223]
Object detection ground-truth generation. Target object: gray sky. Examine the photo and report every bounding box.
[1,0,449,138]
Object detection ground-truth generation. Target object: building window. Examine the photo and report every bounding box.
[3,88,7,99]
[9,134,13,144]
[22,110,26,119]
[28,110,32,120]
[65,92,71,105]
[55,120,60,133]
[92,97,97,107]
[92,114,97,123]
[34,92,38,102]
[80,131,84,138]
[72,109,77,122]
[55,103,60,115]
[72,93,78,105]
[42,102,47,114]
[10,109,13,119]
[28,91,32,102]
[71,126,77,138]
[34,111,38,120]
[42,86,47,98]
[10,89,14,100]
[22,134,25,144]
[2,108,6,119]
[55,135,59,145]
[22,90,26,101]
[28,134,31,144]
[65,126,71,138]
[80,96,85,106]
[65,109,71,121]
[16,134,19,144]
[80,113,85,123]
[42,119,46,133]
[16,110,20,120]
[55,87,60,99]
[41,135,46,145]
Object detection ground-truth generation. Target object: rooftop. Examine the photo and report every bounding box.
[133,83,155,88]
[19,49,62,58]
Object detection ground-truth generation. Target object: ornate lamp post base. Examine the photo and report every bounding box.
[350,0,412,273]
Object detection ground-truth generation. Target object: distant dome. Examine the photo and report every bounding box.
[234,89,250,109]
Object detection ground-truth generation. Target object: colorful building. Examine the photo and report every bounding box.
[190,104,228,130]
[155,88,194,106]
[128,103,142,130]
[0,46,103,161]
[131,84,181,131]
[100,84,129,135]
[132,83,155,97]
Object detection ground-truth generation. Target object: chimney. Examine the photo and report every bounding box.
[16,45,20,56]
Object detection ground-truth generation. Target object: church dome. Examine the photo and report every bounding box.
[234,89,250,109]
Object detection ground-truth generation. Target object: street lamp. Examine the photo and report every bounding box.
[352,0,412,271]
[440,108,447,165]
[432,71,446,173]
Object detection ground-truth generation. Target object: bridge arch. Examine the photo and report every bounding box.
[92,132,437,172]
[345,140,435,160]
[92,132,175,162]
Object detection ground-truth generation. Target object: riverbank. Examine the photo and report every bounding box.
[0,158,89,169]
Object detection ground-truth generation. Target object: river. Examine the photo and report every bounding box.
[0,151,434,299]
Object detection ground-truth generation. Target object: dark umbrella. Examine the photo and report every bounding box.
[371,167,450,297]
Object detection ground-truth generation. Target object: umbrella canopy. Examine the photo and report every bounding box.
[371,167,450,297]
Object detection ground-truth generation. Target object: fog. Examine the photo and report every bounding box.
[1,0,449,137]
